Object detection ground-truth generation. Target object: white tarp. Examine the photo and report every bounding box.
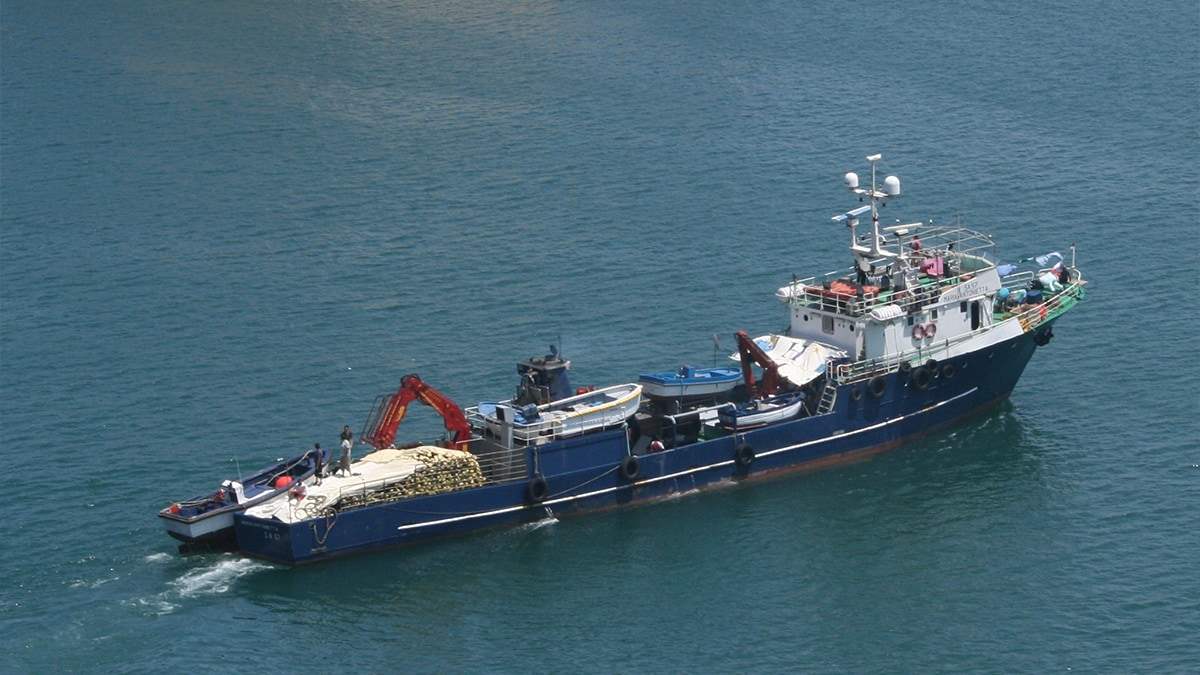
[730,334,845,387]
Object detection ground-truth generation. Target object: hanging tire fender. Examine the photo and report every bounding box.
[912,366,933,391]
[619,455,640,480]
[734,443,755,468]
[526,477,548,503]
[868,375,887,399]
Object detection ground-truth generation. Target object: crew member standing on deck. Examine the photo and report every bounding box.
[337,425,354,477]
[855,255,871,286]
[311,443,325,485]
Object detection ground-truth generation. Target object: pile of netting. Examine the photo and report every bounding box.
[338,447,486,511]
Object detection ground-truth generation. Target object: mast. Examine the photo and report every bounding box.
[833,153,901,260]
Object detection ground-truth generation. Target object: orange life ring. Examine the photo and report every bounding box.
[911,324,925,340]
[923,323,937,338]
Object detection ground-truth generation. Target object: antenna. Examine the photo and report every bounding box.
[833,153,901,259]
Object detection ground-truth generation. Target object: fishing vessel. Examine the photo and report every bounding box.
[231,154,1086,565]
[158,451,322,550]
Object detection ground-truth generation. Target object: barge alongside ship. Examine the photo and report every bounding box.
[226,154,1085,565]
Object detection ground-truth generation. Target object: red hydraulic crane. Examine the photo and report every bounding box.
[361,374,472,451]
[734,330,784,399]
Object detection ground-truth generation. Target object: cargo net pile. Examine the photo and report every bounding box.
[338,447,486,511]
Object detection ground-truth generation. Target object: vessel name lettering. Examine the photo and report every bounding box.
[942,279,986,303]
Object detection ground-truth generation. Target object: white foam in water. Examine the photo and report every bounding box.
[658,488,701,502]
[515,515,559,533]
[169,556,271,597]
[122,555,273,616]
[130,595,179,616]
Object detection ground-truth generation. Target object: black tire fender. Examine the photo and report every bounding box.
[619,455,640,480]
[912,366,933,391]
[868,376,887,399]
[526,477,548,503]
[734,443,755,468]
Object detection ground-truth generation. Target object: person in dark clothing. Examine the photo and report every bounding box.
[336,426,354,477]
[311,443,325,485]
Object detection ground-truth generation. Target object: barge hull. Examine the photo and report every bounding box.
[235,323,1049,565]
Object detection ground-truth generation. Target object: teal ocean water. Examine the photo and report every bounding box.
[3,1,1198,672]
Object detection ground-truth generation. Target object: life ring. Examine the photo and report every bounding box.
[850,385,863,401]
[911,324,925,340]
[911,366,932,391]
[941,363,956,379]
[526,477,548,503]
[923,323,937,338]
[734,443,755,468]
[619,455,640,480]
[868,375,887,399]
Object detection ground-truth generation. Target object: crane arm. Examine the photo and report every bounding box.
[362,374,472,451]
[412,378,473,450]
[735,330,783,398]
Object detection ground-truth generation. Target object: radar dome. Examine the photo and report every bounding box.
[844,172,859,189]
[883,175,901,196]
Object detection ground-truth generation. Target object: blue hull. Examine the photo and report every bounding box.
[234,323,1049,566]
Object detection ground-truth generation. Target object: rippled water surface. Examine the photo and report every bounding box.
[2,1,1197,672]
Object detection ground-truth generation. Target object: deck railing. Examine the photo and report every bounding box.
[828,276,1085,385]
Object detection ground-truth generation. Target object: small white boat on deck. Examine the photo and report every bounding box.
[639,365,742,400]
[717,391,806,429]
[477,382,642,446]
[158,451,322,550]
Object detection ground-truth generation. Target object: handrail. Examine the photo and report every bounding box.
[827,278,1085,385]
[785,267,994,318]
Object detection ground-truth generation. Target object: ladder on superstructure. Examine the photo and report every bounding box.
[816,379,838,415]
